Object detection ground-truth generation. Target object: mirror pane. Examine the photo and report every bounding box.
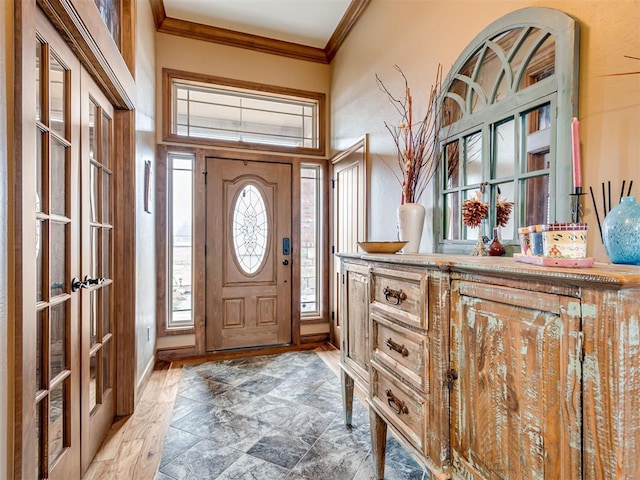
[493,119,515,179]
[463,189,482,240]
[50,302,66,379]
[445,141,460,189]
[518,34,556,91]
[465,132,483,185]
[50,222,66,297]
[444,192,461,240]
[522,175,550,226]
[495,182,515,240]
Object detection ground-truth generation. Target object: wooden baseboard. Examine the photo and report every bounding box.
[135,353,157,403]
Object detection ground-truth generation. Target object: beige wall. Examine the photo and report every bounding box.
[155,33,331,146]
[0,0,11,476]
[135,0,158,386]
[331,0,640,260]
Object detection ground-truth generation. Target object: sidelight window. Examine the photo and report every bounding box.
[168,153,194,329]
[301,165,321,316]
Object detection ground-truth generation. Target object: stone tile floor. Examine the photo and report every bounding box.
[157,351,429,480]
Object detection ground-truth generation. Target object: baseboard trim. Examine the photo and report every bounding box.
[136,353,156,404]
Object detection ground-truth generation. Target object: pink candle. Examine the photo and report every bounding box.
[571,117,582,189]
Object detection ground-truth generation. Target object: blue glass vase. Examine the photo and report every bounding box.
[602,196,640,265]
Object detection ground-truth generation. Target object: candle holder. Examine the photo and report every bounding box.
[570,187,586,223]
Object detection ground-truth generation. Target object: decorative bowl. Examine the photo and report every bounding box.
[357,241,408,254]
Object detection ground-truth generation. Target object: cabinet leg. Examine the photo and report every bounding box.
[369,407,387,480]
[341,370,354,426]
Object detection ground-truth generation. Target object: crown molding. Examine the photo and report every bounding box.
[149,0,370,64]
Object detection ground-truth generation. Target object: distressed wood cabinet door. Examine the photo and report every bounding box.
[342,261,370,383]
[339,259,370,426]
[450,280,582,479]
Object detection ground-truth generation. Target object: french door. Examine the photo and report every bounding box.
[205,158,292,351]
[33,9,116,478]
[79,70,116,473]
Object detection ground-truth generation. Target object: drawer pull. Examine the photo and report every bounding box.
[383,287,407,305]
[385,389,409,415]
[385,338,409,357]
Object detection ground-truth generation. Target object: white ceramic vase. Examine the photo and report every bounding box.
[397,203,425,253]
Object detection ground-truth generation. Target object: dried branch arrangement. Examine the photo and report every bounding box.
[376,65,445,204]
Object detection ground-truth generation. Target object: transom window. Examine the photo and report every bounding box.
[436,8,579,252]
[165,69,325,156]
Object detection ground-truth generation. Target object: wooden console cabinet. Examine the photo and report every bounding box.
[338,253,640,480]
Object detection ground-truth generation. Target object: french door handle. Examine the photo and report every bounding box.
[71,277,88,292]
[84,275,105,286]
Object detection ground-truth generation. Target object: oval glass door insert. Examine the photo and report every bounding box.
[233,184,268,274]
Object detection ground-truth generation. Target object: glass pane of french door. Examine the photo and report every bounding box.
[34,11,81,478]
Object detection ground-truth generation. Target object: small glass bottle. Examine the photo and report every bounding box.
[488,227,505,256]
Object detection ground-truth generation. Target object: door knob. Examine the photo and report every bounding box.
[282,259,289,266]
[84,275,106,286]
[71,277,87,292]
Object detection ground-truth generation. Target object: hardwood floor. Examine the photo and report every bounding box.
[82,345,344,480]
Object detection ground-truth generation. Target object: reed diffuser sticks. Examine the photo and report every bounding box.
[590,180,634,241]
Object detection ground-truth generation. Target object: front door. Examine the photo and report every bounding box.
[205,158,292,351]
[79,69,116,473]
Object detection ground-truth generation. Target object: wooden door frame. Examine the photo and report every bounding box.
[11,1,137,477]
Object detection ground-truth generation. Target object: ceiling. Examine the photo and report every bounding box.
[151,0,370,63]
[162,0,353,49]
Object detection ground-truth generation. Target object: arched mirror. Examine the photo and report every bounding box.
[436,7,580,253]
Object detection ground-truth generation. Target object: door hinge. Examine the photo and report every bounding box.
[445,368,458,391]
[331,245,335,254]
[203,171,208,184]
[342,273,345,285]
[331,178,335,189]
[331,311,335,320]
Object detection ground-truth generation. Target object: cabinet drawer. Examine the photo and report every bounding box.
[371,309,428,393]
[370,361,427,454]
[370,267,427,330]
